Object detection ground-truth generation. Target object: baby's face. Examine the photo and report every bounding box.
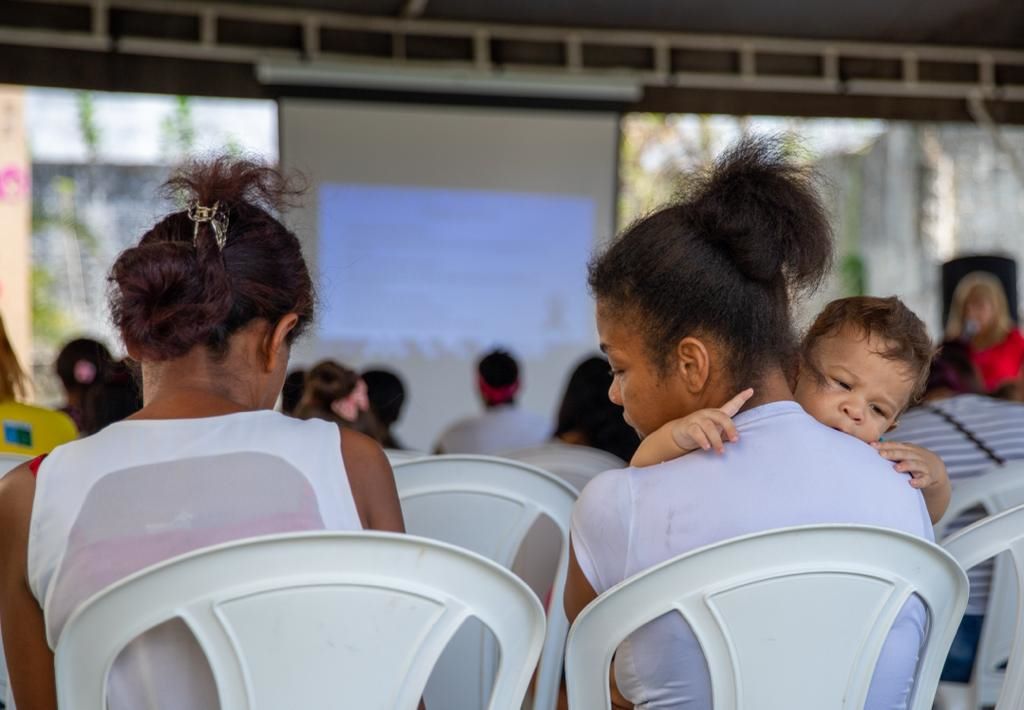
[794,326,916,443]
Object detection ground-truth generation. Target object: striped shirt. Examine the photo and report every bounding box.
[889,394,1024,614]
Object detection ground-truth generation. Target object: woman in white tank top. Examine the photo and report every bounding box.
[565,138,933,710]
[0,156,405,710]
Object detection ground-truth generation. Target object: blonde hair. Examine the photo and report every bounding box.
[0,313,28,402]
[945,271,1014,343]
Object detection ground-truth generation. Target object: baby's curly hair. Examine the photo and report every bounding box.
[802,296,934,410]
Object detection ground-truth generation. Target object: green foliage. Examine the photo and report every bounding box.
[160,95,196,159]
[30,265,68,346]
[76,92,101,161]
[841,253,867,296]
[31,175,100,256]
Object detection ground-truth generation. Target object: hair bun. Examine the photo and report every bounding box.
[108,154,314,362]
[686,136,833,292]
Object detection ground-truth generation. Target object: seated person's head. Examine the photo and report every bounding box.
[55,338,112,400]
[477,349,520,408]
[82,359,143,434]
[589,137,833,436]
[555,355,640,461]
[109,155,314,407]
[295,360,380,437]
[280,369,306,415]
[362,369,406,430]
[795,296,933,442]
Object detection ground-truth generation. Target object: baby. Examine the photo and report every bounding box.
[633,296,951,523]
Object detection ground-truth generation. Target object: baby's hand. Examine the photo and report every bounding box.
[630,389,753,467]
[669,388,755,454]
[871,441,948,491]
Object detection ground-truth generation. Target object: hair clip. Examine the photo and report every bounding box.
[187,200,229,250]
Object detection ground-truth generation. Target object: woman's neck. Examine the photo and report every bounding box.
[739,367,795,413]
[137,354,265,419]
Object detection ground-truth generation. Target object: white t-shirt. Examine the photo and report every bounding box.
[28,410,363,710]
[436,404,551,455]
[571,401,934,710]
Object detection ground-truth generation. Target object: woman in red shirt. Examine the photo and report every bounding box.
[945,270,1024,393]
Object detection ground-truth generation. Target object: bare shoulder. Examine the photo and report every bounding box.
[339,428,405,532]
[0,466,36,526]
[340,428,390,473]
[0,465,37,563]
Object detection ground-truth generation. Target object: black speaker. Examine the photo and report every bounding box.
[941,255,1019,328]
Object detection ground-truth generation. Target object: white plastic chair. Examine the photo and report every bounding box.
[564,525,968,710]
[505,442,625,494]
[54,531,545,710]
[934,464,1024,710]
[385,449,424,465]
[392,454,577,710]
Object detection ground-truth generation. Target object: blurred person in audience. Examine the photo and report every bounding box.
[553,356,640,462]
[565,138,934,710]
[280,368,306,415]
[294,360,382,439]
[945,271,1024,393]
[889,340,1024,683]
[435,349,549,455]
[362,368,407,450]
[54,337,112,431]
[0,314,77,457]
[0,156,405,710]
[81,359,143,434]
[508,355,640,491]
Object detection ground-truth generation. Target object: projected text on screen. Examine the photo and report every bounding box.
[318,184,596,357]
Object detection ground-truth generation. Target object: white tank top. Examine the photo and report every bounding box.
[28,410,362,710]
[572,401,934,710]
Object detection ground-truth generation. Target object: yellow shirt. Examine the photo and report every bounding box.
[0,400,78,457]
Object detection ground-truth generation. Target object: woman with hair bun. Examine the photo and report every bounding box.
[0,156,405,710]
[564,138,935,709]
[295,359,382,440]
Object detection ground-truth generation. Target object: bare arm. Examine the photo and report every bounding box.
[0,466,57,710]
[340,428,406,533]
[630,389,754,467]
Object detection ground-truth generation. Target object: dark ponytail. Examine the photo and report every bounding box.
[109,155,314,361]
[588,135,833,386]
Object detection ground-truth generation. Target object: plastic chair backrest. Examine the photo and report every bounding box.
[392,454,577,710]
[384,449,424,465]
[943,503,1024,710]
[54,531,545,710]
[936,463,1024,708]
[504,444,625,494]
[0,453,29,477]
[565,525,968,710]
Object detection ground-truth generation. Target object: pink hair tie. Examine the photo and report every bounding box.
[73,359,98,385]
[330,379,369,423]
[478,375,519,406]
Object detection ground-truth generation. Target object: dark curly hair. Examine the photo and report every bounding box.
[108,155,314,361]
[589,136,833,388]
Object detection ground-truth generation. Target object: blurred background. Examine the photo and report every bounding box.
[1,0,1022,449]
